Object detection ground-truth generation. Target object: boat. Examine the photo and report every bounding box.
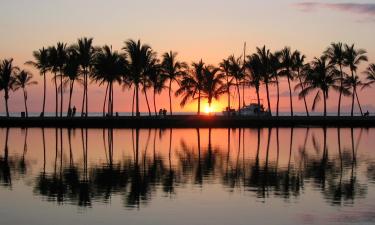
[222,100,271,116]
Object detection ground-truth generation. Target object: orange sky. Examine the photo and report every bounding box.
[1,0,375,114]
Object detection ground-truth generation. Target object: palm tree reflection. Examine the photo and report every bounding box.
[21,127,371,208]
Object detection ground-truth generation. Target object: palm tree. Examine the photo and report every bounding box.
[255,46,272,115]
[123,39,153,117]
[200,66,226,113]
[63,50,82,116]
[161,51,187,116]
[292,50,309,116]
[73,37,95,117]
[175,60,204,114]
[344,44,368,116]
[13,70,37,117]
[297,56,340,116]
[280,47,295,116]
[344,75,365,116]
[147,60,165,115]
[269,51,282,116]
[364,63,375,88]
[227,55,244,112]
[26,47,49,117]
[47,46,59,117]
[219,58,234,111]
[93,45,126,116]
[56,42,67,117]
[0,59,17,117]
[325,42,346,116]
[245,54,262,114]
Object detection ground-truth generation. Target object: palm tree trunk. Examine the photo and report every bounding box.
[81,70,86,117]
[42,72,46,116]
[227,80,230,110]
[153,89,157,116]
[111,83,114,116]
[85,72,89,118]
[287,76,294,116]
[132,87,135,117]
[265,82,272,115]
[276,75,280,117]
[68,80,74,116]
[338,65,343,116]
[198,90,201,115]
[60,72,63,118]
[298,72,309,116]
[323,91,327,117]
[256,86,260,116]
[242,83,245,107]
[355,89,363,116]
[4,90,9,117]
[54,72,58,117]
[135,83,140,117]
[103,83,109,117]
[23,88,28,117]
[169,79,172,116]
[143,88,151,116]
[236,79,241,113]
[351,87,355,117]
[108,82,112,116]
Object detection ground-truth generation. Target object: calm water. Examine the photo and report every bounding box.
[0,127,374,225]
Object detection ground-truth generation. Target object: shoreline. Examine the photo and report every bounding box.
[1,115,375,128]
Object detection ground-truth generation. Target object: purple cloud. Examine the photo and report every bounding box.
[293,2,375,16]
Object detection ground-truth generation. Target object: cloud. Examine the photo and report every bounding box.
[293,2,375,20]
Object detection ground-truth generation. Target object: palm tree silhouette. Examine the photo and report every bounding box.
[72,37,95,117]
[297,56,340,116]
[47,46,60,117]
[219,58,234,111]
[227,55,245,112]
[175,60,204,114]
[292,50,309,116]
[56,42,68,117]
[363,63,375,93]
[123,39,153,117]
[269,51,282,116]
[344,44,368,116]
[62,50,82,115]
[26,47,49,117]
[161,51,187,116]
[344,75,365,116]
[0,59,17,117]
[280,47,295,116]
[13,70,37,117]
[92,45,126,116]
[325,43,346,116]
[255,46,273,115]
[200,65,226,112]
[147,60,165,115]
[245,54,262,114]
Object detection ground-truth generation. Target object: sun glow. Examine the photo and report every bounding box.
[204,104,214,114]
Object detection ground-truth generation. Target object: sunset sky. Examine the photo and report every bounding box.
[1,0,375,114]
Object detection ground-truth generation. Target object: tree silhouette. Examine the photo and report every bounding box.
[161,51,187,116]
[0,59,17,117]
[13,70,37,117]
[26,47,49,117]
[325,42,346,116]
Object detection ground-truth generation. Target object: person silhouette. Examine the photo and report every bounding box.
[72,106,76,117]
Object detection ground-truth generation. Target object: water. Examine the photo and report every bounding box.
[0,127,374,225]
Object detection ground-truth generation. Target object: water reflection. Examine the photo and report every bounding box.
[0,127,373,209]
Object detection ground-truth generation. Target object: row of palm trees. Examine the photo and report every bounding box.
[1,38,375,117]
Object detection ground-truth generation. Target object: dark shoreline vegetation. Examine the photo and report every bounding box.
[1,115,375,128]
[1,38,375,120]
